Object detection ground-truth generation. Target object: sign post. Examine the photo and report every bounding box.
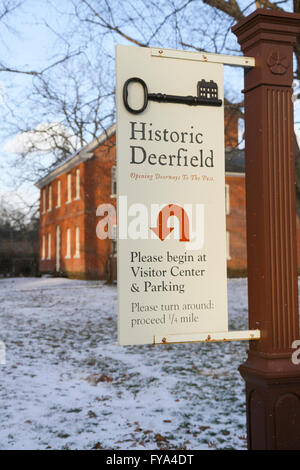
[232,9,300,450]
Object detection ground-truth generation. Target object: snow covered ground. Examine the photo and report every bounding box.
[0,276,278,450]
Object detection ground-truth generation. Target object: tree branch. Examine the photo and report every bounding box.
[202,0,244,21]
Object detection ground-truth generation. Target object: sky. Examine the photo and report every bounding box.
[0,0,72,210]
[0,0,299,213]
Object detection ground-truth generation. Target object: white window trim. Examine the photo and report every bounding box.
[226,231,231,260]
[74,169,80,200]
[74,226,80,258]
[41,234,46,260]
[47,233,51,260]
[56,180,61,208]
[65,228,71,259]
[42,189,46,214]
[66,174,72,204]
[48,185,52,212]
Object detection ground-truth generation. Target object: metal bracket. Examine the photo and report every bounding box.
[154,329,261,345]
[151,48,255,68]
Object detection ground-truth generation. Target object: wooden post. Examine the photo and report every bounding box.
[232,9,300,450]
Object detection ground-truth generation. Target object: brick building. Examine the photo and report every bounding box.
[225,170,247,276]
[36,114,299,279]
[36,125,117,279]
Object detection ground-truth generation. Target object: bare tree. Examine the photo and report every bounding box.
[3,0,300,214]
[0,197,39,276]
[4,55,115,183]
[6,0,240,183]
[201,0,300,216]
[0,1,82,76]
[63,0,300,211]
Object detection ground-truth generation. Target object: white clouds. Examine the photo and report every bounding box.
[3,122,80,155]
[0,186,39,212]
[0,122,81,212]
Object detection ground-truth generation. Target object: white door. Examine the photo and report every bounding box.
[56,226,61,272]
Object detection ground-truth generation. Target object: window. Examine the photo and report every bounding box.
[65,228,71,258]
[226,231,231,260]
[57,180,61,208]
[42,189,46,214]
[48,185,52,211]
[56,226,61,272]
[111,166,117,196]
[75,169,80,199]
[74,227,80,258]
[67,174,71,203]
[47,233,51,259]
[225,184,230,215]
[41,235,46,260]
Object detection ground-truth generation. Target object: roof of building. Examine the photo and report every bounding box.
[35,124,116,188]
[35,124,245,188]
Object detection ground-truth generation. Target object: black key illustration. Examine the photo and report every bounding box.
[123,77,222,114]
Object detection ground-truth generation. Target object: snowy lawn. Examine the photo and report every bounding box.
[0,276,279,450]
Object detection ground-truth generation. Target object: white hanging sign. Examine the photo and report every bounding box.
[116,45,256,346]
